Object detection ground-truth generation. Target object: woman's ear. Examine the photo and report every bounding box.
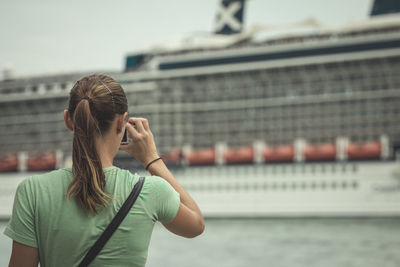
[64,110,74,131]
[116,112,128,134]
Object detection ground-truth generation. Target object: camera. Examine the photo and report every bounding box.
[120,128,130,145]
[120,123,135,145]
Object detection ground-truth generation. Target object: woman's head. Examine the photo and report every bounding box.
[65,74,128,214]
[67,74,128,131]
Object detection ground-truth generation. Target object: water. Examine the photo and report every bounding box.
[1,218,400,267]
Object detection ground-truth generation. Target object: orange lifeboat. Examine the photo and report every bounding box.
[347,141,381,160]
[186,148,215,166]
[304,143,336,161]
[263,145,294,162]
[161,148,182,165]
[0,153,18,172]
[27,152,57,171]
[224,146,254,164]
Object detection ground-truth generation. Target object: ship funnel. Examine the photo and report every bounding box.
[215,0,246,35]
[370,0,400,16]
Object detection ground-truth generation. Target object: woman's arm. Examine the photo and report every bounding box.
[9,241,39,267]
[147,159,205,238]
[120,117,205,238]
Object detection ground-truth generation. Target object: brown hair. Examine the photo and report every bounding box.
[66,74,128,214]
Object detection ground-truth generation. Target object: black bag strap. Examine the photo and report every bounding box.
[78,176,145,267]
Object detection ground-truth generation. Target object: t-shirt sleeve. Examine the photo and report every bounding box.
[144,176,180,223]
[3,177,37,248]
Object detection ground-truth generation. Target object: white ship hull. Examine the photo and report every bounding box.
[2,161,399,219]
[175,161,400,217]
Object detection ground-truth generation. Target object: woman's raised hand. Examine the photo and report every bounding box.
[119,117,159,167]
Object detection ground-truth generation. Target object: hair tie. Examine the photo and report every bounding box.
[82,96,92,103]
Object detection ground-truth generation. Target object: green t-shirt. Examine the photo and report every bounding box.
[3,166,180,267]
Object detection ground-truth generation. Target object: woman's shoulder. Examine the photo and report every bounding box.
[143,175,172,189]
[21,168,71,185]
[14,169,72,201]
[115,169,175,194]
[141,175,179,201]
[113,167,166,186]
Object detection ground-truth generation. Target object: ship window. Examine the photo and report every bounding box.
[263,183,268,190]
[281,166,287,174]
[232,184,237,191]
[229,184,235,191]
[331,181,337,190]
[271,183,277,190]
[311,165,316,174]
[341,164,346,173]
[301,182,307,190]
[281,183,287,190]
[243,183,249,191]
[60,83,67,90]
[235,183,241,191]
[15,87,24,93]
[291,183,297,190]
[311,182,316,190]
[220,183,226,191]
[352,164,358,172]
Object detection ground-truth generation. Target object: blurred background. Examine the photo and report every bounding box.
[1,0,400,266]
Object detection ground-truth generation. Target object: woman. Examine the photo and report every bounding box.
[4,74,205,267]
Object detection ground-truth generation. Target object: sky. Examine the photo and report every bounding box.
[0,0,373,78]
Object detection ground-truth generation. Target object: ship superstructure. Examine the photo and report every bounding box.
[1,1,400,217]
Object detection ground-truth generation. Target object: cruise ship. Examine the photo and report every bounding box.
[1,0,400,218]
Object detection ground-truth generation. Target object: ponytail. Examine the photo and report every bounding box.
[66,99,112,214]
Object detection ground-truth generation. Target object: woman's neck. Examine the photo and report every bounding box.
[95,134,117,169]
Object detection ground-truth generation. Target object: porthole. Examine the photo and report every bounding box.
[342,181,348,189]
[301,182,307,190]
[243,183,249,191]
[352,164,357,172]
[341,165,346,173]
[311,182,316,190]
[311,165,316,174]
[263,183,268,190]
[331,182,337,189]
[291,183,297,190]
[271,183,277,190]
[216,183,222,191]
[235,183,241,191]
[254,183,260,191]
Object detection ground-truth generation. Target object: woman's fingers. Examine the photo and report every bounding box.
[122,117,158,166]
[142,118,150,132]
[128,117,146,134]
[125,122,139,140]
[128,117,151,134]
